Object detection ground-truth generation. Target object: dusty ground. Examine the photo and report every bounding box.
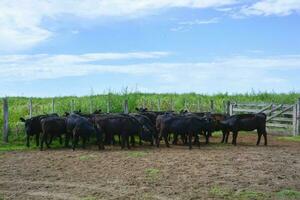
[0,134,300,200]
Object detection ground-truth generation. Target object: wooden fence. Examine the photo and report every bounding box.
[228,99,300,136]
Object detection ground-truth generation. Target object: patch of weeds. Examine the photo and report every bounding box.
[209,186,233,199]
[276,136,300,142]
[0,143,34,152]
[127,151,148,158]
[145,168,160,180]
[276,189,300,199]
[235,190,268,200]
[79,154,97,161]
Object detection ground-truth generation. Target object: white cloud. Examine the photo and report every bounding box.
[179,18,220,25]
[171,17,219,31]
[240,0,300,16]
[0,52,299,94]
[0,0,236,51]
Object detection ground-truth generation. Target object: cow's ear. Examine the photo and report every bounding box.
[20,117,26,122]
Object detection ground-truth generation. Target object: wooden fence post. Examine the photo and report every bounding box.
[142,98,146,109]
[89,97,93,114]
[296,98,300,135]
[226,101,231,115]
[3,98,9,143]
[210,100,214,112]
[52,98,55,113]
[229,102,233,116]
[29,98,32,118]
[106,99,110,113]
[124,99,129,114]
[157,98,161,111]
[293,103,297,136]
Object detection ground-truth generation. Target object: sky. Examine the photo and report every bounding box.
[0,0,300,97]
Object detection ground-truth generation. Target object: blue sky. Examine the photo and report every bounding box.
[0,0,300,97]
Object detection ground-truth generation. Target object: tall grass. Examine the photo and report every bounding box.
[0,92,299,143]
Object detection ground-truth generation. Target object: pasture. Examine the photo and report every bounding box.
[1,134,300,200]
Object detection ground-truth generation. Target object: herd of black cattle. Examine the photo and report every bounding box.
[19,107,268,151]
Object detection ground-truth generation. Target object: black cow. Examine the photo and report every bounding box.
[129,113,157,145]
[20,113,58,147]
[220,113,267,145]
[136,107,174,125]
[66,114,104,150]
[156,114,211,149]
[94,115,143,149]
[40,116,67,151]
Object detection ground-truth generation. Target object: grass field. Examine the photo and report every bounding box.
[0,92,299,143]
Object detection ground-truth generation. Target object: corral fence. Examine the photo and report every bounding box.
[228,99,300,136]
[1,97,300,143]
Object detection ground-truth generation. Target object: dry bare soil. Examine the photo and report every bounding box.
[1,134,300,200]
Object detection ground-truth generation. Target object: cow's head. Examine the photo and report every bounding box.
[20,117,34,136]
[136,107,148,112]
[93,109,102,114]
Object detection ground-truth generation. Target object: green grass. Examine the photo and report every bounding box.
[127,151,148,158]
[209,186,269,200]
[235,190,268,200]
[145,168,160,180]
[276,189,300,199]
[79,154,97,161]
[276,136,300,142]
[209,186,233,199]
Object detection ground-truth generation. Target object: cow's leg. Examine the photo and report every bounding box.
[121,134,126,149]
[156,131,162,148]
[35,134,39,147]
[172,133,178,145]
[193,134,199,145]
[40,133,46,151]
[72,130,79,151]
[256,129,262,146]
[225,131,230,143]
[262,128,268,146]
[205,131,210,144]
[59,136,63,145]
[164,132,170,148]
[232,131,238,146]
[26,135,30,147]
[130,135,135,147]
[65,133,70,148]
[139,135,142,146]
[82,137,86,149]
[46,135,52,148]
[221,131,226,143]
[126,136,131,149]
[188,132,192,150]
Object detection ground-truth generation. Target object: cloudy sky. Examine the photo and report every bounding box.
[0,0,299,97]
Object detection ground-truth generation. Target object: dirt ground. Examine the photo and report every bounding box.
[0,134,300,200]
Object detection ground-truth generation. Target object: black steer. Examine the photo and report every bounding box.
[40,116,67,151]
[20,113,58,147]
[220,113,267,145]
